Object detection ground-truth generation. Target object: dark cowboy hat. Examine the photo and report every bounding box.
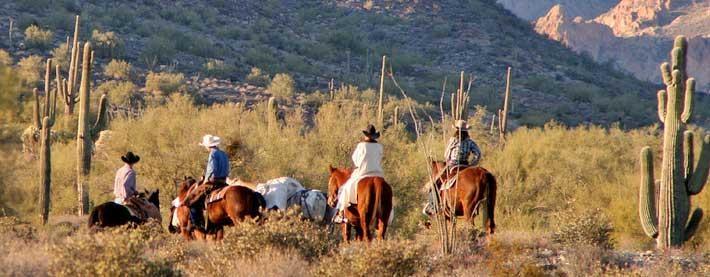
[362,124,380,139]
[121,151,140,164]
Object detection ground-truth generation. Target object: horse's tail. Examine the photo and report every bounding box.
[484,171,497,234]
[370,178,387,227]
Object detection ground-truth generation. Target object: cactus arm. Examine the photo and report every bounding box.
[33,88,41,129]
[91,94,109,139]
[639,147,659,238]
[688,134,710,195]
[684,131,694,183]
[681,78,695,123]
[657,90,667,123]
[43,59,52,118]
[684,208,703,241]
[660,62,672,85]
[671,36,687,73]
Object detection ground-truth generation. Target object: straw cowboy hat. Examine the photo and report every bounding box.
[121,151,140,164]
[453,120,469,130]
[199,134,222,147]
[362,124,380,139]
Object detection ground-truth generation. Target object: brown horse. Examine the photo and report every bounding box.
[427,161,497,235]
[168,176,265,240]
[327,166,393,241]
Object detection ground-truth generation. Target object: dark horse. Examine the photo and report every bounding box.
[168,177,265,240]
[88,189,161,228]
[327,166,393,241]
[427,161,497,235]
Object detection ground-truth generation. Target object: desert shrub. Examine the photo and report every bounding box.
[0,50,12,66]
[0,67,23,123]
[0,216,36,241]
[245,67,270,86]
[24,25,53,49]
[95,80,137,106]
[553,209,614,249]
[50,42,70,70]
[202,59,235,79]
[315,239,426,276]
[140,36,177,65]
[145,72,185,95]
[267,73,296,99]
[220,209,337,260]
[91,29,124,59]
[103,59,133,80]
[17,55,44,85]
[49,224,178,276]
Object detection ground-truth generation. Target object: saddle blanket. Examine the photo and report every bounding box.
[206,185,233,204]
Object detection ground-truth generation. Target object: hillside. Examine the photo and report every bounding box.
[0,0,685,127]
[499,0,710,94]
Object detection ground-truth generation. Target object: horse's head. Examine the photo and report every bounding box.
[176,176,197,201]
[327,165,352,207]
[148,189,160,208]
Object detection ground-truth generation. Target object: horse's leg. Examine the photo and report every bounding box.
[341,223,351,242]
[216,227,224,240]
[486,179,497,236]
[353,224,364,241]
[376,217,388,241]
[360,207,373,242]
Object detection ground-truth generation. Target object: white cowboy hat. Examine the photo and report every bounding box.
[199,134,221,147]
[452,120,469,130]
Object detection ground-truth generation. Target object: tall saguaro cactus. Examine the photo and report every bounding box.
[63,15,81,115]
[638,36,709,248]
[76,42,109,215]
[498,67,512,144]
[37,59,58,224]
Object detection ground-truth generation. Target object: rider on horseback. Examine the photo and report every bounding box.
[423,120,481,214]
[333,124,384,224]
[113,152,140,205]
[184,134,230,232]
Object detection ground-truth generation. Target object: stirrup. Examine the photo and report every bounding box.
[333,212,348,224]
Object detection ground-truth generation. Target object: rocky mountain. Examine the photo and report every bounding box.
[496,0,617,21]
[4,0,707,127]
[499,0,710,92]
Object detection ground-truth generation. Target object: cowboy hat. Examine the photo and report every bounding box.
[199,134,222,147]
[121,151,140,164]
[453,120,469,130]
[362,124,380,139]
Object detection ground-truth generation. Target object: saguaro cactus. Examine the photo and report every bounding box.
[498,67,512,144]
[63,15,81,115]
[76,42,109,215]
[38,60,58,224]
[638,36,709,248]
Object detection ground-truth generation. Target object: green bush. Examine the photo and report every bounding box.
[0,50,12,66]
[17,55,44,85]
[267,73,296,99]
[50,42,70,70]
[49,224,179,276]
[553,209,615,249]
[221,209,338,260]
[245,67,270,87]
[315,239,426,276]
[202,59,235,79]
[103,59,133,80]
[91,29,124,59]
[140,36,177,65]
[145,72,185,95]
[24,25,53,49]
[95,80,137,106]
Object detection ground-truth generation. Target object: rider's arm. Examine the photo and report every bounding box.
[125,170,137,197]
[352,143,366,168]
[205,150,216,181]
[468,139,481,163]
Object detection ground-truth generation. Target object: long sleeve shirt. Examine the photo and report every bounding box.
[351,142,384,177]
[445,137,481,166]
[205,148,229,181]
[114,164,137,200]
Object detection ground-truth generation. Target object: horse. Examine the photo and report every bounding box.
[327,166,393,241]
[229,177,331,223]
[425,161,497,235]
[168,176,265,240]
[88,189,161,228]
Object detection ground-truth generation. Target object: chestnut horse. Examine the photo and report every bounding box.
[168,177,265,240]
[327,166,393,241]
[427,161,497,235]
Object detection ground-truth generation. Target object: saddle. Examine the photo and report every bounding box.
[206,185,232,204]
[439,165,472,190]
[124,197,161,222]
